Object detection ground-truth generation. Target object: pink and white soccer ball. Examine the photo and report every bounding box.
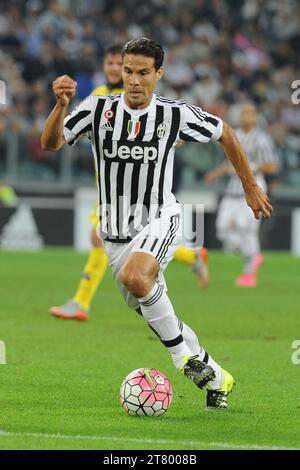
[120,368,173,417]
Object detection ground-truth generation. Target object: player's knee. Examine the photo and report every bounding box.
[119,267,151,298]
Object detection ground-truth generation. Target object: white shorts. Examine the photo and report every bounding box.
[103,204,182,310]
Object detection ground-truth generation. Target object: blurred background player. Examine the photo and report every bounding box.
[205,102,278,287]
[49,46,209,321]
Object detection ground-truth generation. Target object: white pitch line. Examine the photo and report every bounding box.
[0,430,298,450]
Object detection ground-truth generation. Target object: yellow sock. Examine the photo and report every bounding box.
[173,246,196,266]
[74,247,108,310]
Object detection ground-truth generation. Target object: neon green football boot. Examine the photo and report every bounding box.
[182,355,216,389]
[206,369,235,410]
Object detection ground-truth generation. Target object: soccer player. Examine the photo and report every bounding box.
[41,38,272,409]
[49,46,208,322]
[49,45,123,320]
[205,102,278,287]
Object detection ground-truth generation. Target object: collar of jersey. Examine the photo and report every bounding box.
[120,92,156,117]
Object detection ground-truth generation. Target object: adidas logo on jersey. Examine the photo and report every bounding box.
[101,121,114,131]
[103,140,158,164]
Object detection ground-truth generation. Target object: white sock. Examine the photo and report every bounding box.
[177,318,201,356]
[243,255,255,274]
[138,283,193,369]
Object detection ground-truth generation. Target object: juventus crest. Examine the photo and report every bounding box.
[157,122,168,139]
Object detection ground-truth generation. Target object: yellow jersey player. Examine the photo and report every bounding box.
[49,45,123,320]
[49,46,209,321]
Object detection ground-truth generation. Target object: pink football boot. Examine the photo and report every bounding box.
[235,273,257,287]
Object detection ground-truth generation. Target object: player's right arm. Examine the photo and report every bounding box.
[41,75,77,151]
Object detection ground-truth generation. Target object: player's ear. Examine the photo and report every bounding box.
[156,67,164,81]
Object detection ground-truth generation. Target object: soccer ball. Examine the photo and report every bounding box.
[120,368,172,417]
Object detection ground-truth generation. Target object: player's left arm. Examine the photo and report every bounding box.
[219,121,273,220]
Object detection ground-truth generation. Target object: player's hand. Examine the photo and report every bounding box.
[245,185,273,220]
[52,75,77,107]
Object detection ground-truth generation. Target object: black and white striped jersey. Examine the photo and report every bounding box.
[64,92,223,242]
[224,127,277,197]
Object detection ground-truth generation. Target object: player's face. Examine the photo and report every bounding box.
[240,104,257,130]
[103,53,123,85]
[122,54,163,109]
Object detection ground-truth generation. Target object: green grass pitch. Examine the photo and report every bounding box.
[0,249,299,450]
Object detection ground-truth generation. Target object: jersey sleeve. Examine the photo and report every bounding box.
[63,96,94,146]
[179,103,223,143]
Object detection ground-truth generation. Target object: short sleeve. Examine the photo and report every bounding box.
[63,96,94,146]
[179,103,223,143]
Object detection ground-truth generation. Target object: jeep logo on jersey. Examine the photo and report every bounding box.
[103,140,158,164]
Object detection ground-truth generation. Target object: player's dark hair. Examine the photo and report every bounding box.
[121,38,164,70]
[104,44,122,57]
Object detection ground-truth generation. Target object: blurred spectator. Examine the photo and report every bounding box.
[0,0,299,186]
